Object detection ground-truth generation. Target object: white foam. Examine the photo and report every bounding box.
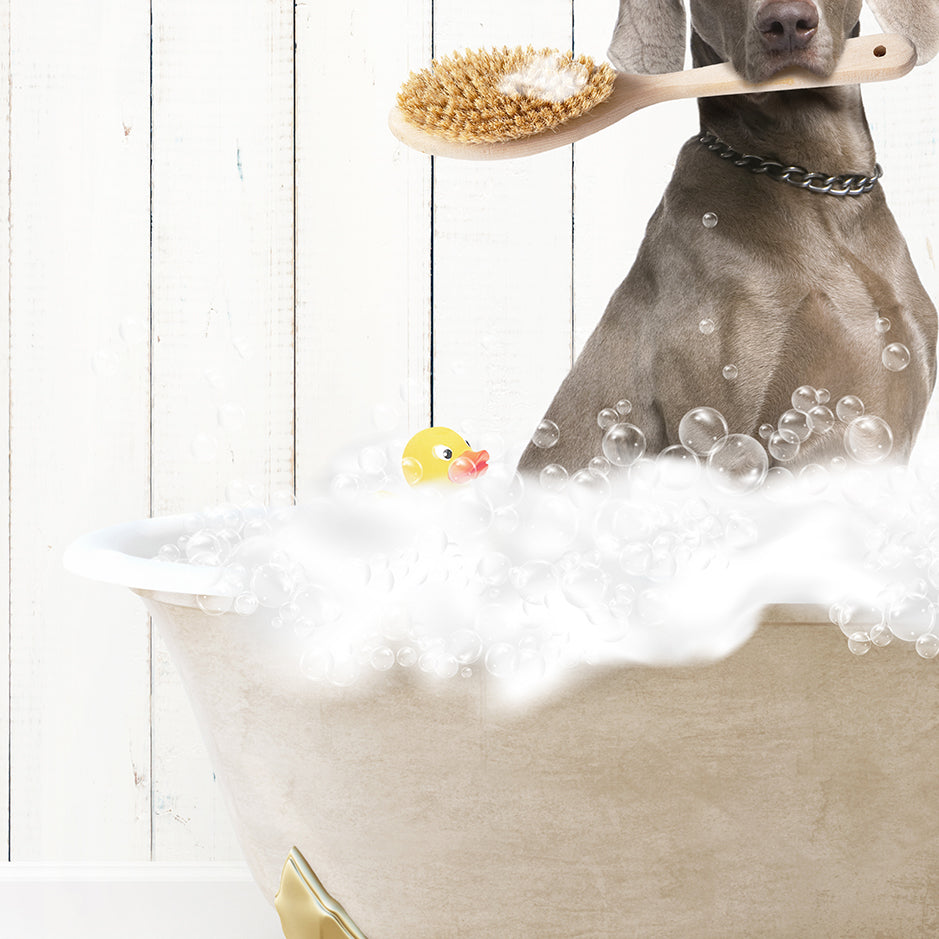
[497,53,588,103]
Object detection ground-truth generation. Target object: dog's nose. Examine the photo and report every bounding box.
[756,0,819,52]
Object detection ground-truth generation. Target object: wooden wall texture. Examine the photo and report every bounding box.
[0,0,936,866]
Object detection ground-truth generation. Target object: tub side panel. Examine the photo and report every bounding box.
[7,0,152,860]
[149,0,295,861]
[145,595,939,938]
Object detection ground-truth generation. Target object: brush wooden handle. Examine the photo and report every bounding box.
[389,33,915,161]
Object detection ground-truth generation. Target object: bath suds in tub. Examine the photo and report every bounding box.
[156,391,939,696]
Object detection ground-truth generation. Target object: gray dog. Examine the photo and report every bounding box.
[519,0,939,476]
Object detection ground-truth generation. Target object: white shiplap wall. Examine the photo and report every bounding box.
[1,0,937,895]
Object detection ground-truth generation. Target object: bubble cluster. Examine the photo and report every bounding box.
[156,384,939,695]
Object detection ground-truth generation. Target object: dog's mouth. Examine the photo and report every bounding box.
[748,47,837,83]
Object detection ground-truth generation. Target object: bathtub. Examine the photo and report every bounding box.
[65,513,939,938]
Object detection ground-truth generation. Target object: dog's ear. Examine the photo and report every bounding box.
[866,0,939,64]
[608,0,686,73]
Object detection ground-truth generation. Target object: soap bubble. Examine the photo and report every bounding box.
[434,654,460,679]
[888,594,935,641]
[369,646,396,671]
[763,465,795,495]
[196,594,232,616]
[597,408,620,430]
[806,405,835,434]
[657,445,699,488]
[915,633,939,659]
[587,456,611,477]
[817,388,831,404]
[722,364,738,381]
[874,316,891,334]
[768,430,800,463]
[869,621,893,647]
[882,342,911,372]
[299,646,332,681]
[185,530,225,565]
[778,409,811,442]
[477,551,511,586]
[791,385,818,412]
[401,457,423,485]
[844,415,893,464]
[293,584,341,627]
[835,602,883,638]
[539,463,569,491]
[758,423,774,440]
[531,419,560,449]
[485,642,519,678]
[250,563,294,608]
[396,646,418,668]
[158,543,181,562]
[328,655,359,687]
[357,445,388,475]
[847,632,872,655]
[561,563,608,608]
[615,399,632,416]
[798,463,829,494]
[512,560,555,604]
[449,629,483,665]
[836,395,865,422]
[699,318,716,335]
[707,434,768,493]
[233,592,259,615]
[601,423,647,467]
[702,212,718,228]
[619,542,652,576]
[678,407,728,457]
[569,468,611,505]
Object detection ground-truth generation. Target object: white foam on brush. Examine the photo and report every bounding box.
[497,53,588,103]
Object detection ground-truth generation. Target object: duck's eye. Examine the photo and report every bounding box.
[433,444,454,461]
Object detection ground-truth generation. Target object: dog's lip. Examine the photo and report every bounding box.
[746,49,837,84]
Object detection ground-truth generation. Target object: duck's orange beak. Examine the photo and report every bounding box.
[448,448,490,484]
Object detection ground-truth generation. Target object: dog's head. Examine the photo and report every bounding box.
[609,0,938,81]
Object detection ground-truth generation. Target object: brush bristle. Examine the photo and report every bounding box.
[397,47,616,144]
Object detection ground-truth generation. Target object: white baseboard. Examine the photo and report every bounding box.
[0,863,283,939]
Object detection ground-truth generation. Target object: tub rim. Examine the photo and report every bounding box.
[63,514,232,599]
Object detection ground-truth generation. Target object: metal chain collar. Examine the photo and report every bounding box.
[698,130,883,197]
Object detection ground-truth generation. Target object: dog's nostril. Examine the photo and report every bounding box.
[756,1,819,51]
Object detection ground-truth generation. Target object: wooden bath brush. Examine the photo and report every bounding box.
[390,33,915,160]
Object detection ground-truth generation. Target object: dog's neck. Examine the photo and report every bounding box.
[691,31,878,175]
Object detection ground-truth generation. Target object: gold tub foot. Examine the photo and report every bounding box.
[275,847,369,939]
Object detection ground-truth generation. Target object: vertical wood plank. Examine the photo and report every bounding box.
[0,0,10,863]
[150,0,295,860]
[432,5,576,462]
[572,0,694,359]
[8,0,151,860]
[294,0,433,496]
[859,8,939,450]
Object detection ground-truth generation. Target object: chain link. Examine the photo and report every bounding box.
[698,131,882,197]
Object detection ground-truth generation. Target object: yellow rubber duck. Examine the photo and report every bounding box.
[402,427,490,486]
